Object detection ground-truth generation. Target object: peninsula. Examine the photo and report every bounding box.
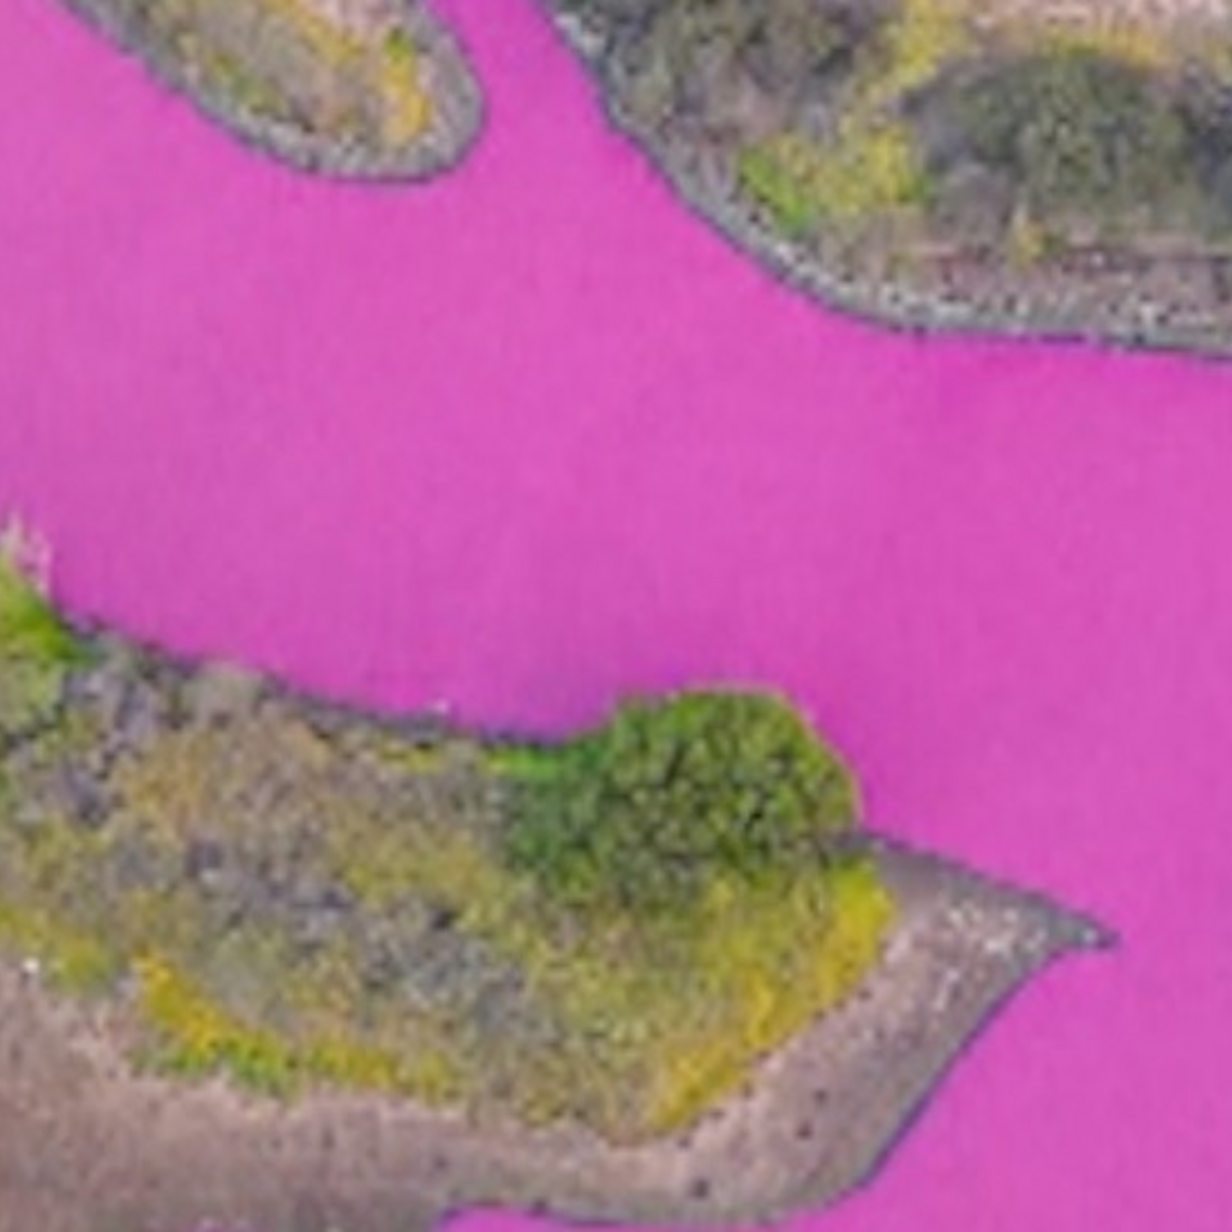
[0,529,1110,1231]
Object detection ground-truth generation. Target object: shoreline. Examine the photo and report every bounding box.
[57,0,484,180]
[537,0,1232,361]
[0,836,1110,1232]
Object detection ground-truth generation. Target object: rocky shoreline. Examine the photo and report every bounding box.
[0,836,1110,1232]
[537,0,1232,358]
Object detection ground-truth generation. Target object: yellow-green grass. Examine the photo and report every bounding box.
[1,529,92,735]
[737,0,969,234]
[0,554,895,1141]
[739,121,932,233]
[145,0,434,151]
[0,763,893,1138]
[0,529,89,673]
[332,814,894,1137]
[734,0,1227,241]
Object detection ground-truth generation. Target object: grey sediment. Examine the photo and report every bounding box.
[57,0,484,180]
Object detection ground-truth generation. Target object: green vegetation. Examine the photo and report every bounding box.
[0,527,89,736]
[864,0,973,107]
[0,544,79,668]
[735,0,969,236]
[0,568,894,1142]
[938,48,1193,223]
[730,0,1215,247]
[500,691,859,912]
[739,121,932,233]
[656,0,1232,266]
[607,0,857,131]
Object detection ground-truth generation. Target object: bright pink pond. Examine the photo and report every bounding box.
[1,0,1229,1227]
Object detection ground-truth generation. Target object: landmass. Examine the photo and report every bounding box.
[539,0,1232,355]
[46,0,1232,350]
[0,526,1110,1231]
[59,0,482,178]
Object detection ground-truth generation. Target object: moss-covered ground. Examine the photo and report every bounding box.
[0,541,893,1143]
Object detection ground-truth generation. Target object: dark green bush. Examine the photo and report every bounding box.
[606,0,869,130]
[499,690,859,913]
[1174,78,1232,230]
[926,47,1191,220]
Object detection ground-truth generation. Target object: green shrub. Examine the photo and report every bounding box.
[500,690,859,913]
[609,0,863,131]
[0,533,82,669]
[739,120,932,232]
[0,527,89,736]
[938,47,1191,220]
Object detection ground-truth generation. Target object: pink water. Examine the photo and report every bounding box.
[1,0,1229,1227]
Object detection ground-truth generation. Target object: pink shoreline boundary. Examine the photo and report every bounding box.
[0,1,1229,1230]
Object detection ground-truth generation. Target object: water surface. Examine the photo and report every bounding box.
[0,1,1229,1228]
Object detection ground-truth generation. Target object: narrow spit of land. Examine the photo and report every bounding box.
[59,0,482,177]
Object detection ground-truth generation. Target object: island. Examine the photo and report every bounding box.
[58,0,482,178]
[539,0,1232,355]
[0,524,1110,1232]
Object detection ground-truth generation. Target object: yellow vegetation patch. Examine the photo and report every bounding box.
[134,954,465,1101]
[2,621,894,1140]
[867,0,974,106]
[1,733,894,1139]
[738,0,971,233]
[998,12,1177,72]
[0,902,120,994]
[740,121,931,230]
[156,0,434,149]
[135,954,301,1093]
[379,28,433,147]
[642,859,894,1133]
